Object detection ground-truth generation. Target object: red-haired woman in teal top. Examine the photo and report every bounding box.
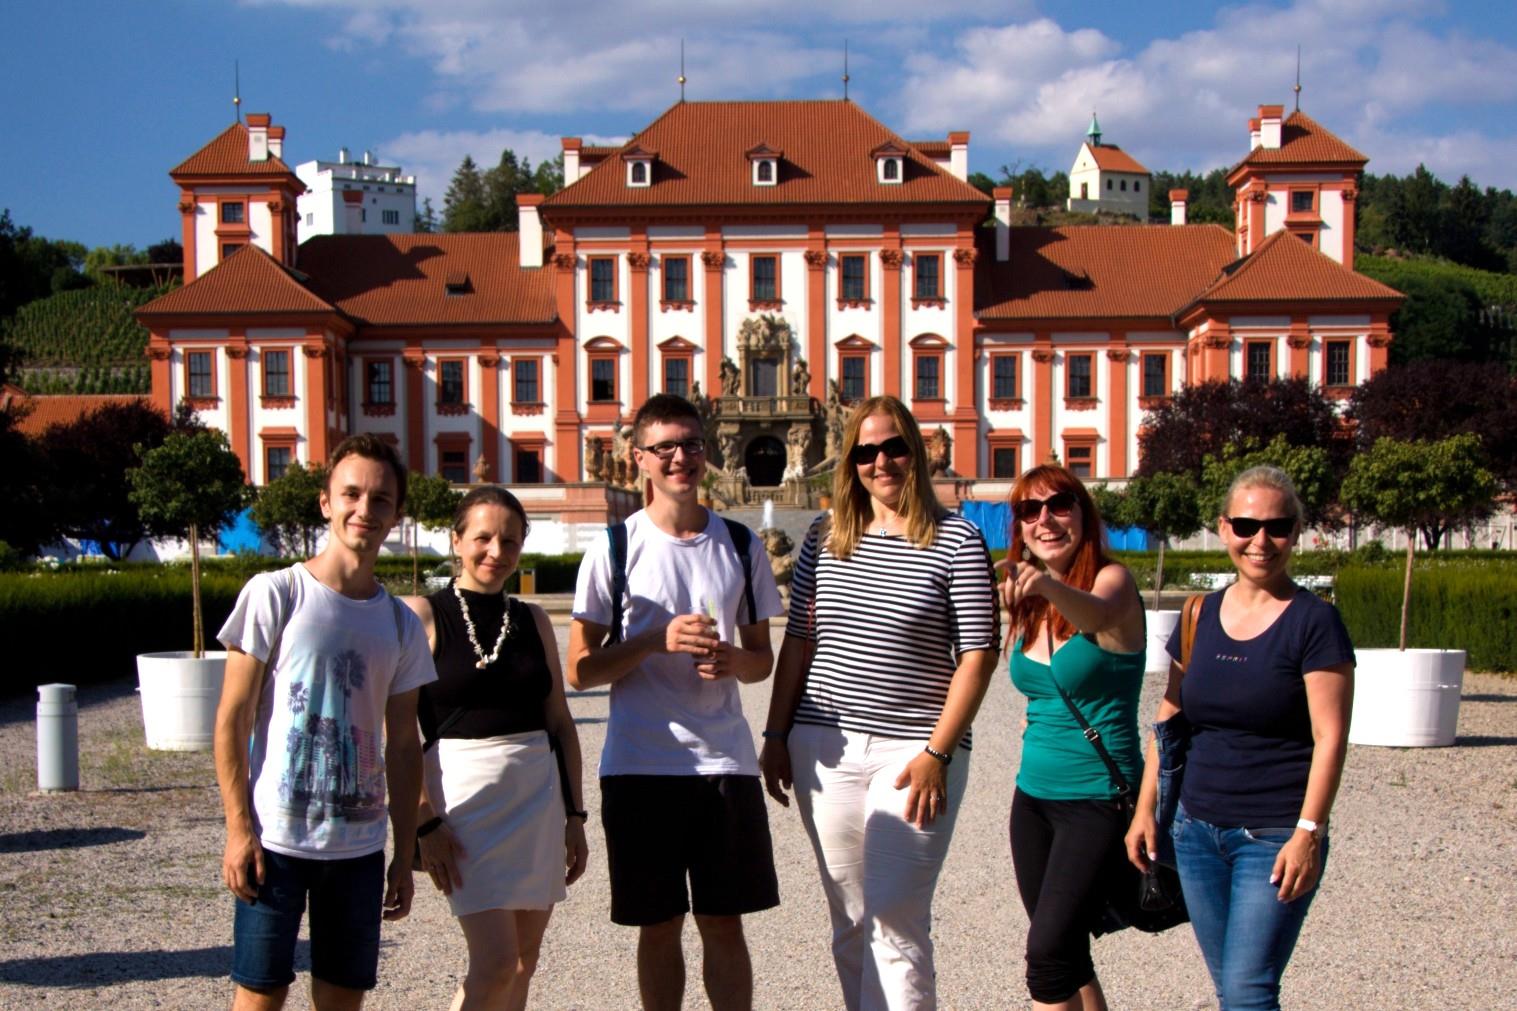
[1003,465,1146,1011]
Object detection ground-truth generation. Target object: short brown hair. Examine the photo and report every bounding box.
[328,434,408,510]
[632,393,702,444]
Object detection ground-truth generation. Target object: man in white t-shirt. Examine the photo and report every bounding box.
[569,394,783,1011]
[214,435,436,1011]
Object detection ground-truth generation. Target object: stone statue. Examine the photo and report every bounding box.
[791,358,811,397]
[609,423,638,488]
[926,427,953,477]
[690,380,718,449]
[720,357,741,397]
[472,453,490,484]
[585,434,608,483]
[784,422,812,481]
[762,527,797,598]
[718,429,740,473]
[824,379,846,463]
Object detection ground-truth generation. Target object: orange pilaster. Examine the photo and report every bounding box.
[950,245,979,475]
[1367,319,1391,376]
[806,229,826,400]
[552,237,581,481]
[702,236,725,398]
[1032,342,1054,465]
[1288,319,1311,378]
[1248,192,1266,255]
[1105,344,1129,478]
[226,336,251,476]
[882,234,903,401]
[178,191,198,282]
[1340,186,1357,270]
[403,347,425,473]
[629,234,650,408]
[479,352,500,482]
[1204,322,1232,381]
[148,341,172,415]
[303,343,329,464]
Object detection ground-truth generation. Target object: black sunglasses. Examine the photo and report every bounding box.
[1013,492,1077,523]
[850,435,911,466]
[1225,515,1296,538]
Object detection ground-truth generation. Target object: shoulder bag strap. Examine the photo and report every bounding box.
[1180,593,1206,672]
[720,517,757,627]
[1045,622,1134,800]
[605,522,629,646]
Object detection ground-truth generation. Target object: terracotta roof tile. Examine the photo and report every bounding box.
[298,233,556,326]
[1085,143,1150,175]
[546,101,988,209]
[1237,111,1367,167]
[976,225,1238,320]
[137,246,335,317]
[169,123,300,178]
[909,141,951,159]
[1189,230,1403,305]
[11,394,150,438]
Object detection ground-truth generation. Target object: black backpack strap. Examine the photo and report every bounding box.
[721,517,757,626]
[606,522,629,645]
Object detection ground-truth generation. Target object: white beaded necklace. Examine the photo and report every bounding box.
[453,581,513,669]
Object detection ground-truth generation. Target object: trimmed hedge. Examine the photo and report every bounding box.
[1335,562,1517,672]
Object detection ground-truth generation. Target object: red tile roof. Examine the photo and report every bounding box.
[1188,230,1403,306]
[545,101,988,209]
[298,233,556,326]
[1236,111,1367,168]
[1086,144,1150,174]
[10,394,151,438]
[169,123,300,178]
[137,246,336,317]
[976,225,1239,320]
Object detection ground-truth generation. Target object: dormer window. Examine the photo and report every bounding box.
[746,144,782,187]
[621,145,657,188]
[871,141,909,185]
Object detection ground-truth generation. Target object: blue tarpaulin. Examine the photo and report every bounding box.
[958,501,1148,552]
[217,508,265,553]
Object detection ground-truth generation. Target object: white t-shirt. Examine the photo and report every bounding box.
[572,509,783,777]
[218,563,437,860]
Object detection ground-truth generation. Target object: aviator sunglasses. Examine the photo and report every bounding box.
[1225,515,1296,538]
[849,435,912,466]
[1013,492,1077,523]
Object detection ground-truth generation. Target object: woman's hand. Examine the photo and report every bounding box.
[1125,808,1158,871]
[417,821,467,896]
[1271,829,1323,902]
[1007,560,1060,609]
[565,817,589,886]
[894,750,950,829]
[760,737,793,807]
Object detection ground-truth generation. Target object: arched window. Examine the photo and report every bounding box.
[630,161,648,185]
[883,158,900,181]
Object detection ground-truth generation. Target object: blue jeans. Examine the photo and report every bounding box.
[1171,803,1328,1011]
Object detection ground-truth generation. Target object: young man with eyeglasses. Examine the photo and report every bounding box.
[568,394,783,1011]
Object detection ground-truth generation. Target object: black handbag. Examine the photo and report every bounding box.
[1044,624,1189,936]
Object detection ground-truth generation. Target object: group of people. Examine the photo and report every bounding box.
[213,391,1354,1011]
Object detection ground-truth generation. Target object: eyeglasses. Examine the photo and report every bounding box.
[637,438,706,460]
[1013,492,1077,524]
[850,435,911,466]
[1225,515,1296,539]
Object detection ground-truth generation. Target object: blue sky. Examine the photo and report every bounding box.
[4,0,1515,250]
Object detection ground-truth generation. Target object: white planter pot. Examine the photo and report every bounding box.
[1145,610,1181,675]
[136,651,227,751]
[1348,648,1465,748]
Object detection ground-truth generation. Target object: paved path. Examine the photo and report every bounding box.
[1,624,1514,1009]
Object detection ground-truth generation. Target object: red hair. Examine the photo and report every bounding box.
[1007,465,1112,650]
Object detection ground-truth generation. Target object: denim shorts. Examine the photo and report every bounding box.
[231,848,384,992]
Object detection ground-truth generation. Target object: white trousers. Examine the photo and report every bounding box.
[789,723,970,1011]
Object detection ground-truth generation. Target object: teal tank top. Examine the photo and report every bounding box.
[1011,633,1145,801]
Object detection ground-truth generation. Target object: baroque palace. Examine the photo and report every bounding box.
[137,100,1402,541]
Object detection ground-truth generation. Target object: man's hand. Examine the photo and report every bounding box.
[665,613,719,658]
[382,856,415,921]
[222,826,264,903]
[694,640,739,681]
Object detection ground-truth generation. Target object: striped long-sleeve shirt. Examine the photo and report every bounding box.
[786,513,1001,748]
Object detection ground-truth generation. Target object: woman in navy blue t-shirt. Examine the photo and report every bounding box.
[1125,466,1354,1011]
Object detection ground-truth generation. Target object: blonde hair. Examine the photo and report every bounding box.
[1225,465,1304,525]
[829,396,944,559]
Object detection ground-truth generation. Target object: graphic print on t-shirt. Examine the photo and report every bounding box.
[279,648,385,824]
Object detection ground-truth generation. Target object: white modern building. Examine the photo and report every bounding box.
[295,148,417,242]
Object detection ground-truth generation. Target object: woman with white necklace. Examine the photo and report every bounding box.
[403,486,588,1011]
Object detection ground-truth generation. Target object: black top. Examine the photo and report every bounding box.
[419,585,552,743]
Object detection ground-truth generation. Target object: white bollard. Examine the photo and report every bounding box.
[36,683,79,792]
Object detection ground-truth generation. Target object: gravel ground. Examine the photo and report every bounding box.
[1,623,1514,1010]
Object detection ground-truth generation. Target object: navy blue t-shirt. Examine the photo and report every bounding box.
[1166,588,1354,827]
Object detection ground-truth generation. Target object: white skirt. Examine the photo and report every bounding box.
[423,730,568,917]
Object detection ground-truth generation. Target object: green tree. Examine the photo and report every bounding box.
[1124,471,1204,608]
[250,461,328,557]
[1137,378,1343,480]
[0,405,53,555]
[1349,361,1517,485]
[1197,435,1338,529]
[83,244,146,284]
[442,156,490,233]
[1339,434,1499,649]
[128,429,252,656]
[0,210,88,321]
[416,197,439,233]
[404,471,463,593]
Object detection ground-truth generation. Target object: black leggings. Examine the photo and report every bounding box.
[1009,787,1129,1004]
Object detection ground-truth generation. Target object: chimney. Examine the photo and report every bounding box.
[517,193,544,268]
[1248,118,1261,151]
[562,137,582,183]
[1258,104,1284,150]
[948,131,970,181]
[246,113,271,162]
[267,125,284,160]
[363,150,374,166]
[342,189,364,233]
[338,147,349,164]
[1169,189,1189,226]
[993,186,1013,262]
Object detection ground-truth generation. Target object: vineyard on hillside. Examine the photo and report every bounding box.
[4,282,174,393]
